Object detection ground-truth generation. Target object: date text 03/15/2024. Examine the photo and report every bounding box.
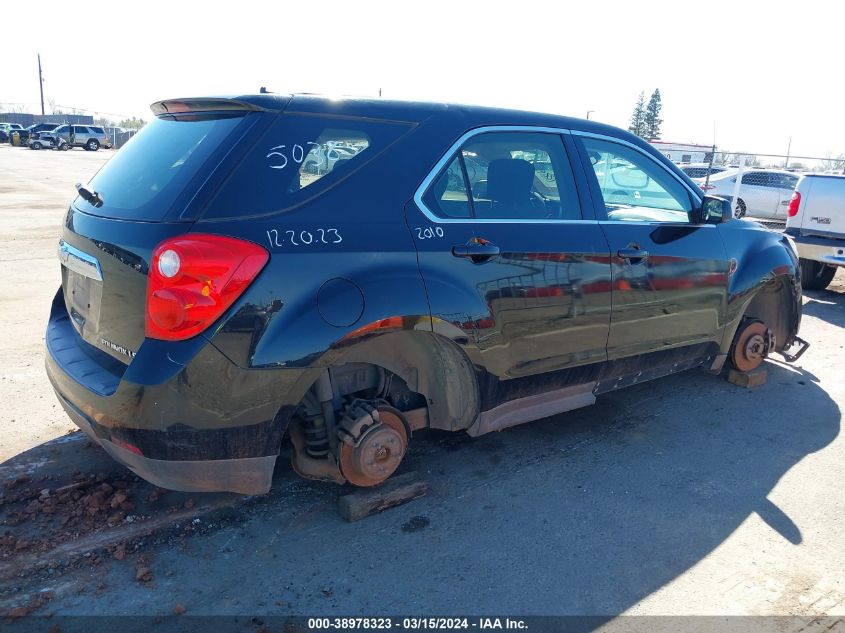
[306,617,528,630]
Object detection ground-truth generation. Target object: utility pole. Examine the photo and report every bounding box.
[785,136,792,169]
[37,53,45,115]
[586,110,595,120]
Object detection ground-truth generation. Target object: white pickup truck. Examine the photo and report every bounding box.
[785,174,845,290]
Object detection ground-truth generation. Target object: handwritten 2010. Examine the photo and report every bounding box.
[266,228,343,248]
[415,226,445,240]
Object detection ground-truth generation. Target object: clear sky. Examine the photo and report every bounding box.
[1,0,842,159]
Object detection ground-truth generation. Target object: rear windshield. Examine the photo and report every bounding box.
[75,113,249,221]
[202,113,413,219]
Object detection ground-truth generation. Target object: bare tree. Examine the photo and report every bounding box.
[821,152,845,172]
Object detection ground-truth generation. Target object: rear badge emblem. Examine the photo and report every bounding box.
[101,338,136,358]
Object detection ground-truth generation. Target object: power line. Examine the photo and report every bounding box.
[0,101,138,119]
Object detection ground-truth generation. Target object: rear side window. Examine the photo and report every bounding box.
[78,113,248,221]
[73,126,89,134]
[90,126,104,134]
[203,114,412,219]
[423,131,581,221]
[741,172,769,186]
[422,156,471,218]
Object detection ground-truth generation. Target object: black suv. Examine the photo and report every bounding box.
[45,94,808,494]
[15,122,59,145]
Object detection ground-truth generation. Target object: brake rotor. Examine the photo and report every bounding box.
[338,405,408,487]
[730,321,771,372]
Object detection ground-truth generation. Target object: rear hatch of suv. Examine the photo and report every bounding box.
[58,96,287,365]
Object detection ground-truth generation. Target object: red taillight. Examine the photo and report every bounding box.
[145,234,269,341]
[701,184,716,191]
[787,191,801,217]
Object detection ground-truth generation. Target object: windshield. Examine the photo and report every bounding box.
[76,113,249,221]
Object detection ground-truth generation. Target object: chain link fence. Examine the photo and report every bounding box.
[658,148,845,230]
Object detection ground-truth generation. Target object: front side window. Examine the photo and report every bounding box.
[579,136,693,223]
[774,173,799,190]
[424,131,581,221]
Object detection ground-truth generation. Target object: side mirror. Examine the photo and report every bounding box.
[695,195,732,224]
[611,167,650,189]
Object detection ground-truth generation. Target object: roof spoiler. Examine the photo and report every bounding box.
[150,95,291,116]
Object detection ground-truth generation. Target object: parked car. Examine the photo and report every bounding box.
[785,173,845,290]
[28,131,69,151]
[45,94,808,495]
[679,163,730,179]
[301,142,360,173]
[698,168,800,220]
[52,124,111,150]
[0,122,24,143]
[15,122,60,145]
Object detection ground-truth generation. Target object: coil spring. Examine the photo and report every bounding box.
[304,415,330,458]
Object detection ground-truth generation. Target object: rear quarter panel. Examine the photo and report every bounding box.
[200,124,443,370]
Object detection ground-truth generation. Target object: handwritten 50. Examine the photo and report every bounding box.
[266,143,319,170]
[266,228,343,248]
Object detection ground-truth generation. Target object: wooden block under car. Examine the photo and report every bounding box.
[727,367,768,388]
[338,472,429,523]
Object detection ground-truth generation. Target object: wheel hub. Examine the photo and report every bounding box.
[731,321,774,372]
[338,402,408,487]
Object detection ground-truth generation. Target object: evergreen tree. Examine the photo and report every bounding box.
[628,92,646,138]
[644,89,663,139]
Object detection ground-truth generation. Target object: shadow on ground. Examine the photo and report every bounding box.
[802,283,845,324]
[1,296,842,620]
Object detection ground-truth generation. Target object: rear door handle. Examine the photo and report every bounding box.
[617,248,649,263]
[452,240,500,263]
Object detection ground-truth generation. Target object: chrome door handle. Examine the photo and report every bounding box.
[452,240,500,263]
[617,248,649,263]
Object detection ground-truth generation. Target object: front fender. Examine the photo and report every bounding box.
[719,221,802,353]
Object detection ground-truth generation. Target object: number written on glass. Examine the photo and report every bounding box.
[266,142,320,170]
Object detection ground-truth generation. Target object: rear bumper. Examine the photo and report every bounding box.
[45,289,302,494]
[56,393,276,494]
[793,233,845,268]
